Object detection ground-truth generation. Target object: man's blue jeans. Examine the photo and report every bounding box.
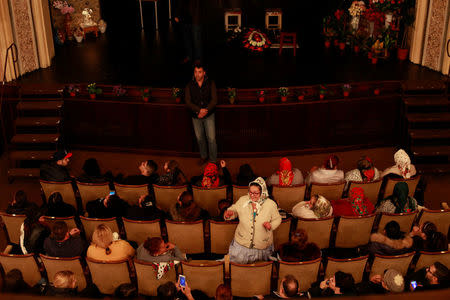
[192,113,217,162]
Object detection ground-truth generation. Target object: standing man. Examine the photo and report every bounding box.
[185,63,217,164]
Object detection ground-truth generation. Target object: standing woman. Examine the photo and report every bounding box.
[224,177,282,264]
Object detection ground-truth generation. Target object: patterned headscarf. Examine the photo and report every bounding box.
[394,149,412,179]
[312,195,332,218]
[244,177,269,214]
[277,157,294,186]
[392,182,410,213]
[349,187,370,215]
[201,163,219,188]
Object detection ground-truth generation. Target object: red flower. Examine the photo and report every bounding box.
[380,0,384,3]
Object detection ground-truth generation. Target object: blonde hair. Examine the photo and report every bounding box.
[91,224,113,255]
[53,270,76,289]
[312,195,332,218]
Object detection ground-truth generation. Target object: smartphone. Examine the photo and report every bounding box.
[410,281,417,290]
[109,191,116,196]
[179,275,186,288]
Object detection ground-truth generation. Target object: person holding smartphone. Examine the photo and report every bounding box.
[176,275,195,300]
[85,192,129,218]
[405,262,449,291]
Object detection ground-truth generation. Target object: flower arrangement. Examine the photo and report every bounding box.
[172,88,182,103]
[113,85,126,97]
[243,28,271,52]
[296,90,306,101]
[257,90,266,103]
[370,0,402,12]
[349,1,366,17]
[227,87,236,104]
[342,84,352,97]
[52,1,74,14]
[278,87,289,102]
[141,87,151,102]
[67,84,79,97]
[319,84,328,100]
[87,83,102,99]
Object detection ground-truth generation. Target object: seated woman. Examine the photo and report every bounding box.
[308,271,355,297]
[76,158,108,183]
[292,194,333,219]
[86,224,135,261]
[235,163,257,186]
[410,222,448,252]
[345,156,381,183]
[279,228,321,262]
[2,269,39,294]
[369,221,413,255]
[266,157,304,186]
[306,155,344,185]
[381,149,417,179]
[169,191,208,221]
[191,161,231,187]
[45,192,76,217]
[332,187,375,217]
[137,237,186,263]
[6,190,37,215]
[376,182,418,214]
[20,206,50,254]
[157,160,187,186]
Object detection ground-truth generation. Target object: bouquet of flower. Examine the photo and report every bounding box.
[227,87,236,98]
[349,1,366,17]
[319,84,328,99]
[113,85,126,97]
[141,87,151,101]
[52,1,74,14]
[172,87,182,98]
[67,84,79,96]
[370,0,402,12]
[278,87,289,97]
[342,84,352,92]
[87,83,102,95]
[243,28,271,52]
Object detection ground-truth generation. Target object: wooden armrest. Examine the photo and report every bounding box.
[2,245,12,254]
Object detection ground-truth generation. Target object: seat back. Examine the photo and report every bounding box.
[415,251,450,271]
[134,259,177,296]
[153,185,188,212]
[417,209,450,236]
[40,254,87,291]
[0,212,26,244]
[209,220,238,254]
[122,218,161,245]
[114,183,148,206]
[325,256,368,283]
[80,216,119,241]
[43,216,78,230]
[383,175,421,199]
[0,253,42,286]
[165,220,204,254]
[181,261,224,297]
[296,217,334,249]
[76,181,110,211]
[370,252,415,277]
[230,261,273,297]
[86,257,131,295]
[310,182,346,201]
[377,212,417,233]
[272,185,306,212]
[349,180,383,206]
[40,180,77,209]
[192,186,227,217]
[278,258,321,291]
[274,218,292,250]
[335,215,376,248]
[232,185,248,203]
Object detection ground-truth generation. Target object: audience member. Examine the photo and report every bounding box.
[236,163,257,186]
[114,283,138,298]
[6,190,37,215]
[409,222,448,252]
[306,155,344,185]
[2,269,37,294]
[308,271,355,297]
[382,149,417,179]
[369,221,413,255]
[292,194,333,219]
[136,237,186,263]
[170,190,208,221]
[406,262,449,291]
[122,160,159,185]
[40,150,72,182]
[20,206,50,254]
[43,221,85,257]
[356,269,405,294]
[76,158,108,183]
[332,187,375,217]
[224,177,281,264]
[125,194,165,221]
[279,229,321,262]
[45,270,100,297]
[376,182,418,214]
[192,161,231,187]
[157,281,178,300]
[255,275,302,299]
[86,193,130,218]
[216,198,233,221]
[158,160,187,186]
[266,157,304,186]
[176,277,195,300]
[86,224,134,261]
[215,284,232,300]
[345,156,380,183]
[45,192,76,217]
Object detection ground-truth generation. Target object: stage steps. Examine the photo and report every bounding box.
[403,80,450,174]
[7,94,63,182]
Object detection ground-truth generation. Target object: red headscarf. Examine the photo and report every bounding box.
[349,187,374,215]
[324,155,339,170]
[277,157,294,186]
[201,163,220,188]
[362,156,375,182]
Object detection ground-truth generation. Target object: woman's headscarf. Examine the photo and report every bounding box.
[391,182,410,213]
[201,163,219,188]
[277,157,294,186]
[358,156,375,182]
[312,195,332,218]
[394,149,412,179]
[349,187,370,215]
[324,155,339,170]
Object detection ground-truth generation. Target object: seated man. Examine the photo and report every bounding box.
[356,269,404,295]
[406,262,449,291]
[40,150,72,182]
[125,195,165,221]
[122,160,159,186]
[43,221,85,257]
[308,271,355,297]
[255,275,303,299]
[86,193,130,218]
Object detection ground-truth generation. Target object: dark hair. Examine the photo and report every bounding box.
[236,164,256,185]
[249,182,262,192]
[13,190,27,207]
[426,231,448,252]
[51,221,68,241]
[147,160,158,173]
[114,283,138,298]
[334,271,355,294]
[179,191,194,208]
[3,269,30,293]
[433,262,449,284]
[384,221,404,240]
[82,158,101,177]
[191,289,209,300]
[218,199,232,219]
[216,284,232,300]
[193,61,205,71]
[144,237,164,256]
[157,281,177,300]
[291,229,308,248]
[283,275,299,297]
[48,192,63,205]
[324,155,339,170]
[107,195,125,214]
[23,205,42,236]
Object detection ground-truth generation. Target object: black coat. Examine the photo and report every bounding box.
[43,236,86,257]
[40,162,71,182]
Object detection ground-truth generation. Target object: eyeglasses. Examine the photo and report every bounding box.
[249,191,261,196]
[426,267,438,278]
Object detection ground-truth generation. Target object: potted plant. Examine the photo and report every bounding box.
[257,90,266,103]
[172,87,182,103]
[227,87,236,104]
[397,0,416,60]
[141,87,151,102]
[342,84,351,97]
[371,40,384,64]
[73,27,83,43]
[319,84,327,100]
[278,87,289,102]
[113,85,126,97]
[374,86,381,95]
[67,84,79,97]
[87,83,102,99]
[297,90,306,101]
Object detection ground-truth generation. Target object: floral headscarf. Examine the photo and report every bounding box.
[312,195,332,218]
[277,157,294,186]
[349,187,370,215]
[394,149,412,179]
[243,177,269,214]
[201,163,219,188]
